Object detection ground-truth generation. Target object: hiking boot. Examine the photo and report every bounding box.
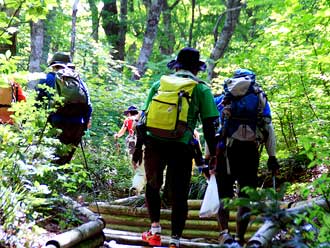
[168,236,180,248]
[234,236,245,247]
[142,230,161,246]
[129,187,137,196]
[218,230,234,245]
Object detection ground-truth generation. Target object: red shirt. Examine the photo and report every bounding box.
[124,117,135,136]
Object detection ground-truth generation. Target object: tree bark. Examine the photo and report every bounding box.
[188,0,196,47]
[87,0,100,74]
[117,0,128,62]
[41,10,56,67]
[159,0,179,55]
[70,0,79,60]
[101,0,121,60]
[208,0,242,82]
[88,0,99,42]
[29,20,44,72]
[132,0,163,80]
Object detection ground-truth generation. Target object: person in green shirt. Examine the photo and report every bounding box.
[132,47,219,248]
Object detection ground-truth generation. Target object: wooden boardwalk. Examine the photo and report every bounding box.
[103,228,222,248]
[89,198,259,247]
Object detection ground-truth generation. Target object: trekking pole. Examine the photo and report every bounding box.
[272,170,276,191]
[80,140,100,215]
[24,119,49,155]
[37,119,49,146]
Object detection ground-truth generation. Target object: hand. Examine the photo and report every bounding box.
[114,133,118,139]
[87,119,92,129]
[208,156,217,175]
[132,148,143,166]
[132,161,139,170]
[267,156,279,175]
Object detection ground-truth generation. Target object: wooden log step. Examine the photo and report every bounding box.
[45,219,105,247]
[105,223,256,240]
[72,233,105,248]
[102,213,259,232]
[104,228,222,248]
[88,204,238,221]
[102,214,219,230]
[106,224,220,239]
[110,197,203,210]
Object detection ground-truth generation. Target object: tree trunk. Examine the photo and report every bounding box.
[208,0,242,82]
[159,0,179,55]
[87,0,99,74]
[188,0,196,47]
[70,0,79,60]
[29,20,44,72]
[88,0,99,42]
[41,10,56,66]
[132,0,163,80]
[118,0,128,61]
[101,0,120,60]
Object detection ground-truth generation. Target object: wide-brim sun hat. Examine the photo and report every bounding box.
[48,52,72,67]
[124,105,139,115]
[167,47,206,72]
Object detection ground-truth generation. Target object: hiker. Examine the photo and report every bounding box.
[36,52,92,165]
[132,47,219,248]
[114,105,146,195]
[0,78,26,124]
[215,69,279,246]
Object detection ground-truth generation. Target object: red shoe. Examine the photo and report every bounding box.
[168,236,180,248]
[142,230,161,246]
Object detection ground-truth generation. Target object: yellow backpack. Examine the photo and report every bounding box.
[145,75,198,139]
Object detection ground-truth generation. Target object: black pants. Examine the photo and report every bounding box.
[51,121,86,165]
[144,137,193,237]
[216,139,259,239]
[50,103,88,165]
[216,140,259,198]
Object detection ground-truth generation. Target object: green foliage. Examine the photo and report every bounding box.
[222,179,330,247]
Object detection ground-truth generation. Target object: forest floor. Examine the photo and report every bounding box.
[0,165,327,248]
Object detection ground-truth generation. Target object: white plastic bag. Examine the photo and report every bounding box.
[131,164,146,194]
[199,174,220,218]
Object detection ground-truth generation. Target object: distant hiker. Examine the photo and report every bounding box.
[36,52,92,165]
[114,105,146,195]
[0,78,26,124]
[132,47,219,248]
[216,69,279,246]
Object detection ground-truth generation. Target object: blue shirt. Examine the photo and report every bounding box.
[37,72,92,124]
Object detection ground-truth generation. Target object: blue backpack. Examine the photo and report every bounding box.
[222,75,265,141]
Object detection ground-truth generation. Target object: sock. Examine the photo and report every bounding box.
[151,225,161,234]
